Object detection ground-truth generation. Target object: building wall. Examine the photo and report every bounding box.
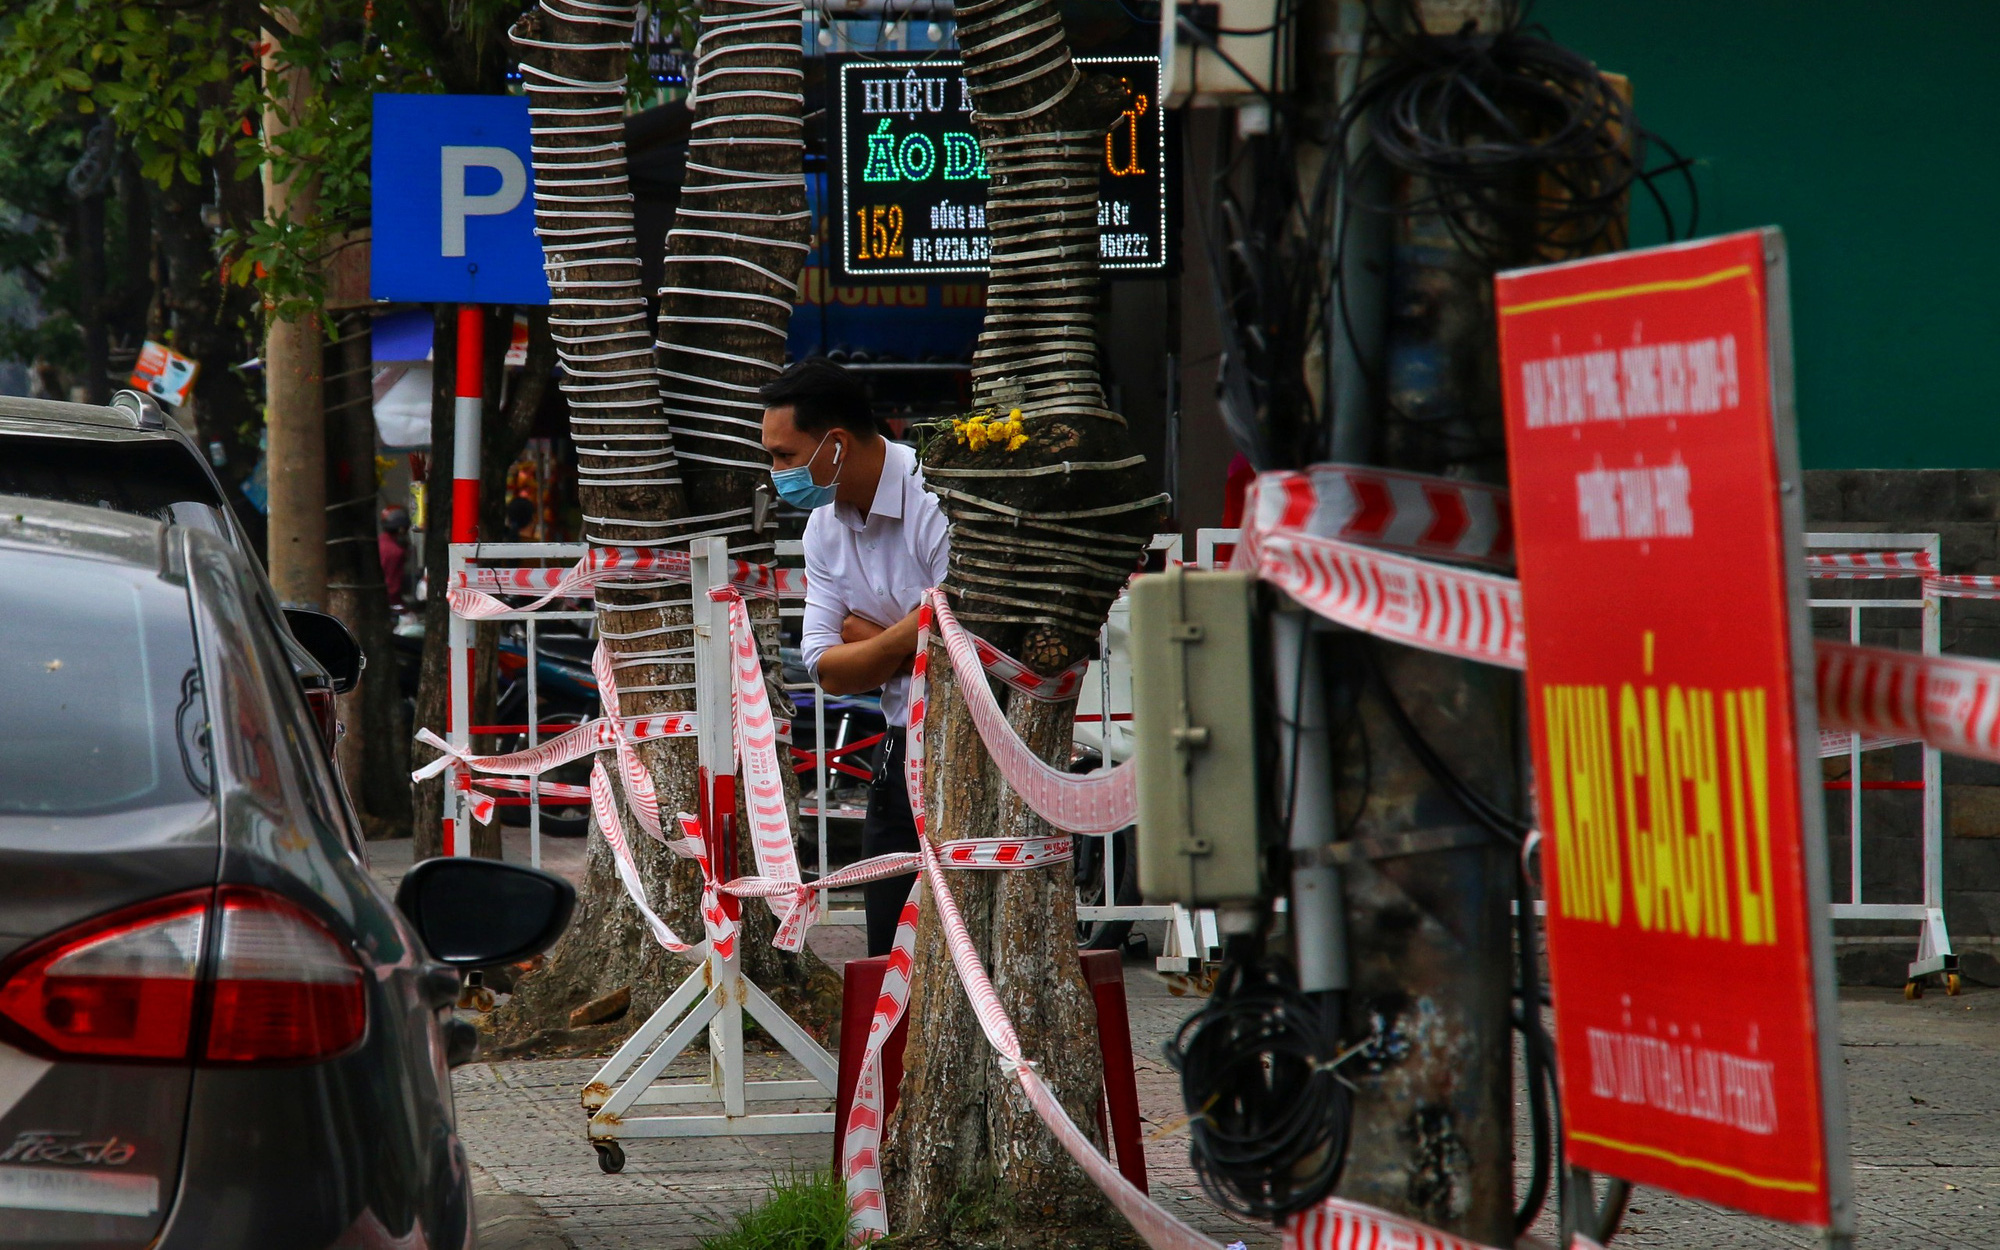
[1536,1,2000,470]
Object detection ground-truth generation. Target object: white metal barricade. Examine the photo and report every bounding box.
[580,538,838,1156]
[441,538,838,1154]
[1079,533,1219,971]
[1194,526,1240,571]
[444,540,595,865]
[1808,531,1956,994]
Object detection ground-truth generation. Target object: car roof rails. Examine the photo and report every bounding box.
[111,389,168,431]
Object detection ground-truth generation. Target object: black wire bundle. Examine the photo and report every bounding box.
[1350,1,1698,266]
[1194,0,1699,472]
[1164,941,1351,1224]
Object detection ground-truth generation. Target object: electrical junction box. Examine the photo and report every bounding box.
[1158,0,1287,108]
[1129,568,1266,906]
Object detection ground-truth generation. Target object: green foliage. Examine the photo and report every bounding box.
[0,120,86,374]
[213,1,473,319]
[0,0,235,192]
[697,1170,859,1250]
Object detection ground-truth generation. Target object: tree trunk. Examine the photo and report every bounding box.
[323,312,413,838]
[494,0,837,1045]
[880,4,1159,1243]
[261,27,325,609]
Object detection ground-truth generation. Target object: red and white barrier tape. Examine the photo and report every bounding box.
[712,587,811,948]
[591,764,705,954]
[1255,528,1528,671]
[839,605,1222,1246]
[841,886,919,1237]
[447,546,805,620]
[1801,551,2000,599]
[1815,640,2000,763]
[919,590,1139,834]
[453,773,591,826]
[1806,550,1934,577]
[1928,574,2000,600]
[410,711,695,791]
[1246,519,2000,777]
[590,642,670,840]
[1247,465,1515,571]
[968,632,1092,701]
[1283,1199,1510,1250]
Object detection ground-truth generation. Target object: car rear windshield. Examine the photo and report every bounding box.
[0,551,210,815]
[0,434,228,529]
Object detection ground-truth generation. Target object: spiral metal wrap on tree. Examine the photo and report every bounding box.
[925,0,1164,659]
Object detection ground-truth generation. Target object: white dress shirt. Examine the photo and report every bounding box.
[800,439,950,728]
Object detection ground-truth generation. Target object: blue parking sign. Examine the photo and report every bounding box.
[371,95,552,305]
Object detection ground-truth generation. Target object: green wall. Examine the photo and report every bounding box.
[1535,1,2000,469]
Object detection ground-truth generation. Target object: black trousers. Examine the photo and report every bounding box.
[861,728,918,957]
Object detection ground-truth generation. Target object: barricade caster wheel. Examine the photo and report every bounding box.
[1905,979,1924,1001]
[594,1141,625,1174]
[1947,973,1963,996]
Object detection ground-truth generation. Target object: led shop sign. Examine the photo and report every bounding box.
[833,54,1167,279]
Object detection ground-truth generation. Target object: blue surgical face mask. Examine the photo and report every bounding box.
[770,431,842,509]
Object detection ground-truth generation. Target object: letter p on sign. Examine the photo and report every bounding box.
[440,146,527,257]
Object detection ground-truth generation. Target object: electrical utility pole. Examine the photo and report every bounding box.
[1308,1,1519,1241]
[261,23,326,609]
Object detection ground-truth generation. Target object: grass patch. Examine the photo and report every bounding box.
[699,1169,859,1250]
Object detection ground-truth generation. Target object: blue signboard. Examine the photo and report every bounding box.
[370,95,551,305]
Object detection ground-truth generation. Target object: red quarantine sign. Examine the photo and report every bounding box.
[1497,230,1850,1232]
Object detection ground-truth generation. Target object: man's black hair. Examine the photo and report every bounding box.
[759,357,882,437]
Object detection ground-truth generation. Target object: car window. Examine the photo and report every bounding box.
[0,434,227,525]
[0,550,210,815]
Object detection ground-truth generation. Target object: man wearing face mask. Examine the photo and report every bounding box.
[760,359,949,956]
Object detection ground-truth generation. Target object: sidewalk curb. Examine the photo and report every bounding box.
[473,1163,575,1250]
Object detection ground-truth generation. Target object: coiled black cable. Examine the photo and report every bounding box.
[1346,2,1698,266]
[1165,938,1352,1224]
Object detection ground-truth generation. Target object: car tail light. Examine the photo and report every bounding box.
[204,887,366,1064]
[0,891,208,1060]
[0,887,366,1065]
[304,685,338,754]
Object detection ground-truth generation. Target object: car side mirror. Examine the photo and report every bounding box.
[283,608,364,695]
[394,858,576,969]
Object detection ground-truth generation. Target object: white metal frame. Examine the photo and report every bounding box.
[443,538,839,1138]
[1194,526,1241,571]
[1807,531,1954,987]
[445,540,595,865]
[582,538,838,1141]
[1079,534,1219,970]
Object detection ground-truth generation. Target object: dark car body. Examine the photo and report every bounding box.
[0,392,332,699]
[0,498,473,1249]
